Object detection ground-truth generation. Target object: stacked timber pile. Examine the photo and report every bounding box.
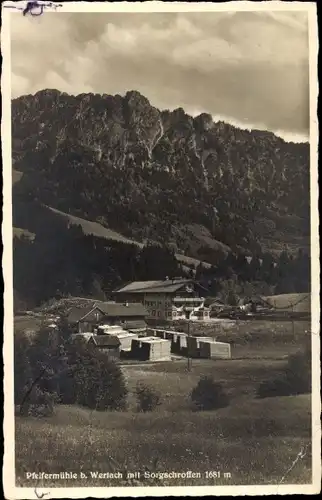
[199,340,231,359]
[131,337,171,361]
[187,336,231,359]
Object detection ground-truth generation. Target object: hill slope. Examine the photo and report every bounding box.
[12,89,310,257]
[46,205,213,269]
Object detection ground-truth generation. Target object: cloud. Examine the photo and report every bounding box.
[10,10,309,141]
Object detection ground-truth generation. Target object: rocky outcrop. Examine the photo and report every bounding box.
[12,89,310,256]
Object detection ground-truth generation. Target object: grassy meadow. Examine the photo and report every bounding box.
[15,319,312,487]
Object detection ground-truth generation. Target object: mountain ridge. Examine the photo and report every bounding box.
[12,88,309,146]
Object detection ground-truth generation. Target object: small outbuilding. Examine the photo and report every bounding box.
[87,334,121,360]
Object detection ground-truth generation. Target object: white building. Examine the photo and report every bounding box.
[113,279,210,321]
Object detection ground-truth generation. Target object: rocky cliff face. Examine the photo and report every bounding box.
[12,89,310,258]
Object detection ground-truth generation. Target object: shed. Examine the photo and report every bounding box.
[87,334,121,359]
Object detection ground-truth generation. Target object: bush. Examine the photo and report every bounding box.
[136,383,162,412]
[257,347,311,398]
[191,376,230,411]
[15,324,128,415]
[63,342,128,411]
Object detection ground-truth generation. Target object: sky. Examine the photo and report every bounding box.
[10,10,310,142]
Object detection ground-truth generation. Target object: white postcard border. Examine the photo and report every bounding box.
[2,2,320,498]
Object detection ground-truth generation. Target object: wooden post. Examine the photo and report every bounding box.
[187,319,191,371]
[291,301,295,340]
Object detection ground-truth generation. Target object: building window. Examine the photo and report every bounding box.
[152,310,156,316]
[157,311,161,317]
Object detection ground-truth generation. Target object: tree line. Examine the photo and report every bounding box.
[13,213,310,310]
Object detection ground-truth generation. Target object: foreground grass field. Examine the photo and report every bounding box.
[16,395,311,487]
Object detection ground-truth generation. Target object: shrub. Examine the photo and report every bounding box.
[191,376,230,411]
[15,324,128,415]
[257,347,311,398]
[63,342,128,411]
[136,383,162,412]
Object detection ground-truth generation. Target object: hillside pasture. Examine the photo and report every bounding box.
[262,293,310,313]
[46,205,212,269]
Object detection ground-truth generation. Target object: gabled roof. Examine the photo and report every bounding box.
[67,302,147,323]
[113,279,208,294]
[96,302,147,317]
[67,305,97,324]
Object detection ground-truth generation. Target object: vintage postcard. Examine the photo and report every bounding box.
[2,1,320,498]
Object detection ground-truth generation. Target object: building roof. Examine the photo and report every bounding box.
[67,305,96,324]
[90,335,121,347]
[68,302,147,323]
[114,279,208,295]
[96,302,147,317]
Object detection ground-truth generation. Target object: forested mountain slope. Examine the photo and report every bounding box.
[12,89,310,259]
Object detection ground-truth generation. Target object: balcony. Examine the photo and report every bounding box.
[173,297,204,304]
